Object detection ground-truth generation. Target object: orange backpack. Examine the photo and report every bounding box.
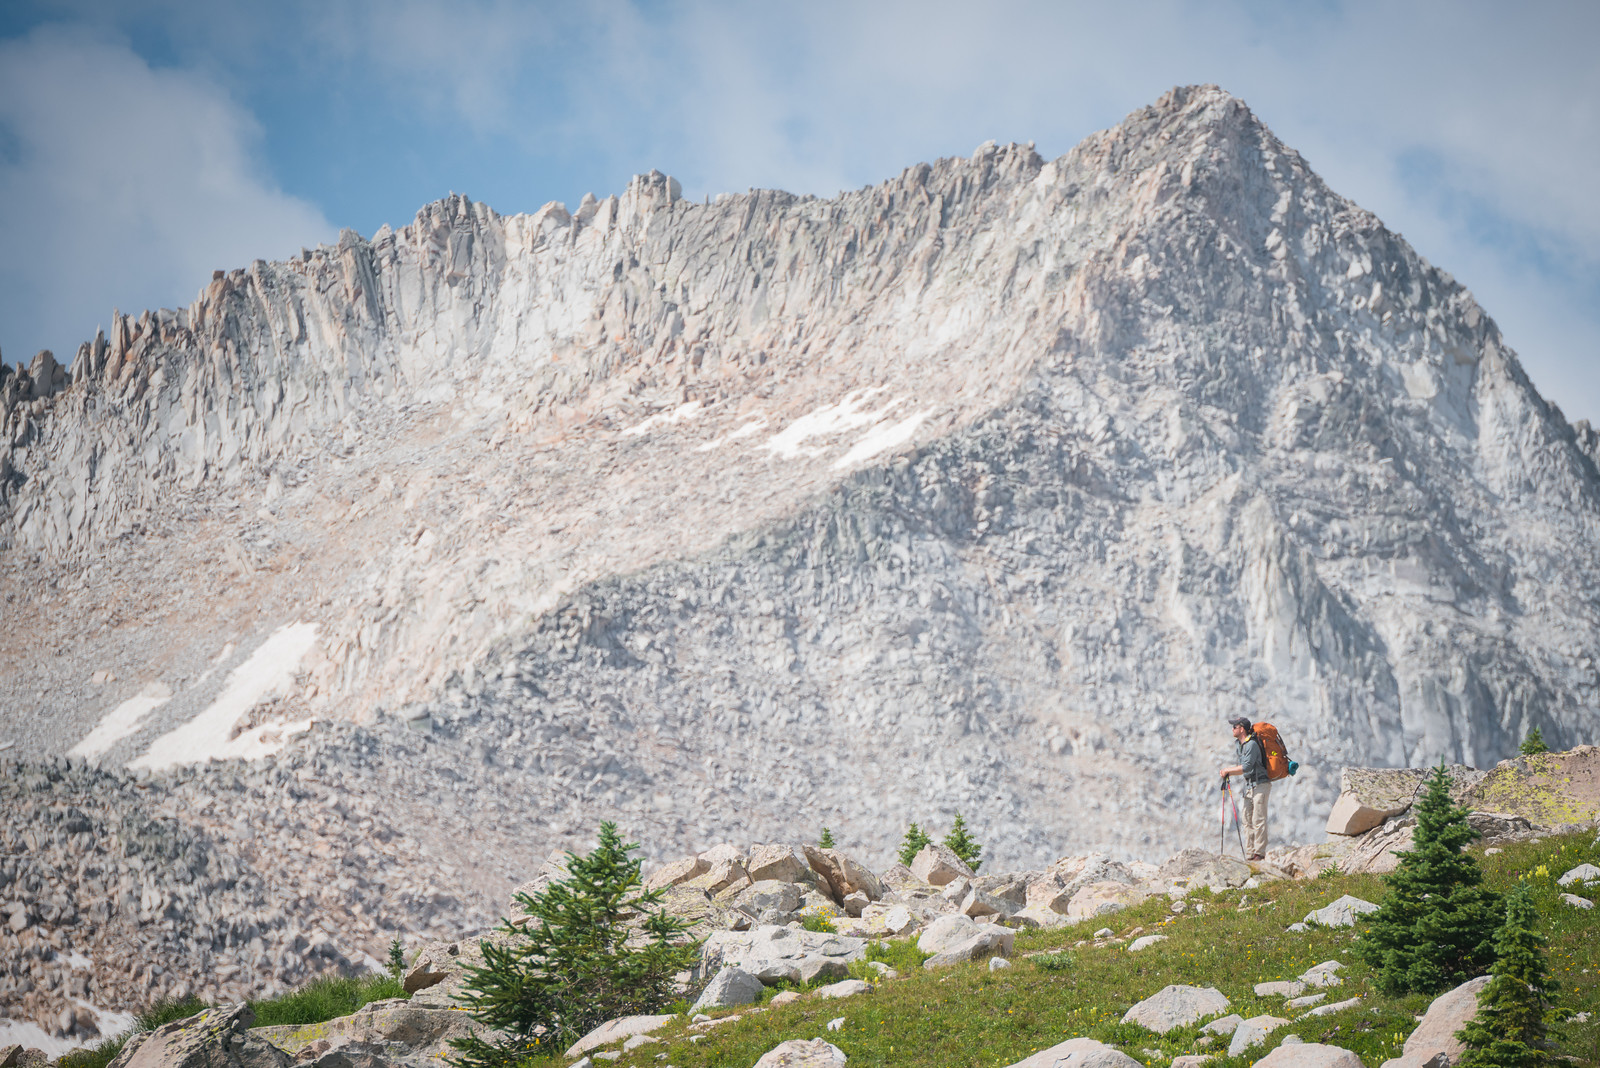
[1252,722,1294,781]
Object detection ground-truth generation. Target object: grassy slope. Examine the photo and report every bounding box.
[528,833,1600,1068]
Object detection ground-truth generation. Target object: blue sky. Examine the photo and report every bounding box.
[2,1,1597,423]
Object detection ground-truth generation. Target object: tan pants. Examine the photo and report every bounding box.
[1241,780,1270,858]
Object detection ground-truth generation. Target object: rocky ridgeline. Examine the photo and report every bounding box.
[4,84,1599,878]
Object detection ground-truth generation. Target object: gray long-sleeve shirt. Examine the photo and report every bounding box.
[1236,734,1268,783]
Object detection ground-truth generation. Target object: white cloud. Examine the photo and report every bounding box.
[0,26,332,368]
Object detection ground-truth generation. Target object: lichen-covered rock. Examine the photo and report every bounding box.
[107,1005,290,1068]
[752,1039,847,1068]
[701,924,867,984]
[690,966,765,1012]
[1462,748,1600,829]
[1003,1038,1142,1068]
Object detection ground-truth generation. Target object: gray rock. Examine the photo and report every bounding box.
[701,924,867,984]
[565,1015,675,1058]
[1254,1044,1366,1068]
[1254,981,1305,998]
[1201,1015,1243,1037]
[922,930,1015,969]
[910,844,974,887]
[1285,994,1327,1009]
[747,845,816,885]
[1378,976,1490,1068]
[961,887,1018,919]
[1227,1016,1288,1057]
[1302,897,1378,928]
[1304,997,1361,1018]
[1002,1038,1142,1068]
[816,979,871,999]
[734,880,804,917]
[751,1039,848,1068]
[1562,893,1594,909]
[690,966,766,1012]
[1559,864,1600,887]
[107,1004,291,1068]
[918,914,985,954]
[1128,935,1167,952]
[1298,961,1345,988]
[989,956,1012,971]
[1122,986,1231,1034]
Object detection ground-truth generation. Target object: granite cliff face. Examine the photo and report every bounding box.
[3,85,1598,880]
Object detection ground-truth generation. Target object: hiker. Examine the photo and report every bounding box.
[1220,715,1270,860]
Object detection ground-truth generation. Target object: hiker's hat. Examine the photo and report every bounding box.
[1228,715,1252,729]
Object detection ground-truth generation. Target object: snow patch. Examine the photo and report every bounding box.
[765,390,900,459]
[68,683,173,759]
[0,1002,135,1057]
[833,410,933,469]
[622,401,704,437]
[129,623,318,771]
[695,418,768,452]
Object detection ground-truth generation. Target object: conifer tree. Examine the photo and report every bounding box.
[818,827,836,849]
[1521,726,1550,756]
[449,823,699,1068]
[897,823,932,866]
[1457,882,1562,1068]
[942,812,984,873]
[1356,764,1502,995]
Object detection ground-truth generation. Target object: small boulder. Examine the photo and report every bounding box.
[734,880,803,918]
[1298,961,1345,988]
[1128,935,1167,952]
[989,957,1011,971]
[566,1015,675,1059]
[1304,997,1361,1017]
[918,914,984,954]
[962,888,1018,920]
[1227,1015,1288,1057]
[922,930,1015,969]
[1559,864,1600,887]
[1171,1057,1212,1068]
[1068,881,1149,920]
[1562,893,1594,909]
[1201,1015,1243,1036]
[910,843,975,887]
[1001,1037,1142,1068]
[1285,993,1327,1009]
[816,979,871,999]
[1255,1043,1365,1068]
[1326,792,1395,836]
[752,1038,847,1068]
[691,966,766,1013]
[0,1050,48,1068]
[1378,975,1490,1068]
[1254,981,1305,998]
[1301,896,1378,928]
[1122,985,1231,1034]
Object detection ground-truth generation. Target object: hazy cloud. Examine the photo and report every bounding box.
[0,25,332,366]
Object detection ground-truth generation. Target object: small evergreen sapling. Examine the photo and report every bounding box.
[942,812,984,873]
[1521,726,1550,756]
[818,827,836,849]
[1356,763,1502,995]
[897,823,931,866]
[386,937,406,981]
[1457,882,1563,1068]
[449,823,699,1068]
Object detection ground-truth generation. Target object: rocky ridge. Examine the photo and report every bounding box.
[5,83,1600,1007]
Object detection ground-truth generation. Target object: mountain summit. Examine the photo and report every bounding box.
[3,85,1597,872]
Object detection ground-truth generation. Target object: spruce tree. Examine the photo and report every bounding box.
[1521,727,1549,756]
[449,823,699,1068]
[1356,764,1502,995]
[942,812,984,873]
[897,823,932,866]
[1457,882,1562,1068]
[818,827,836,849]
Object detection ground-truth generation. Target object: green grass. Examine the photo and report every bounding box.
[51,973,407,1068]
[493,832,1600,1068]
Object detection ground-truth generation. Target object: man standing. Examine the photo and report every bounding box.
[1220,716,1269,860]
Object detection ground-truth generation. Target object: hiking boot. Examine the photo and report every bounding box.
[1248,853,1264,861]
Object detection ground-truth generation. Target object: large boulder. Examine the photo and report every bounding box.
[1255,1043,1366,1068]
[1003,1038,1142,1068]
[918,914,984,955]
[690,966,766,1013]
[1024,874,1073,914]
[0,1049,47,1068]
[566,1015,674,1058]
[752,1039,847,1068]
[1378,975,1490,1068]
[1121,985,1231,1034]
[961,887,1018,920]
[910,843,975,886]
[747,844,818,885]
[701,924,868,984]
[1067,881,1148,920]
[1337,817,1416,875]
[1228,1015,1289,1057]
[973,873,1031,907]
[1461,747,1600,829]
[107,1005,291,1068]
[645,855,708,890]
[405,929,519,1008]
[1156,850,1252,891]
[686,844,749,894]
[817,848,884,901]
[252,999,495,1068]
[732,880,804,918]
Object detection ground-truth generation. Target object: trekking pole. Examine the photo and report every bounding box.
[1225,779,1247,857]
[1219,779,1226,855]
